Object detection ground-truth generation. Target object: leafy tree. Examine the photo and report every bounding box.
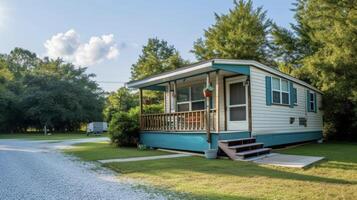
[192,0,272,64]
[272,0,357,139]
[131,38,188,80]
[0,48,105,133]
[103,87,138,123]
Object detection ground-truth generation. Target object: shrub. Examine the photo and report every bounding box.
[108,103,164,147]
[108,108,140,147]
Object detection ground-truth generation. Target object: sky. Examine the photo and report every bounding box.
[0,0,296,92]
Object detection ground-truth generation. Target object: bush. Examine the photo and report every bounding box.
[108,108,140,147]
[108,103,164,147]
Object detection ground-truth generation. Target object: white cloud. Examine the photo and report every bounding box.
[44,29,119,66]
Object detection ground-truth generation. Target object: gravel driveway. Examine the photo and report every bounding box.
[0,138,166,200]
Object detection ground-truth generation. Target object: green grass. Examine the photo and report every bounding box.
[63,142,171,161]
[0,133,104,140]
[103,142,357,200]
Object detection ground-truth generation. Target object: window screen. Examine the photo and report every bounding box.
[230,106,246,121]
[229,82,245,105]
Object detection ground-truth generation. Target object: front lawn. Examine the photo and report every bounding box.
[63,142,171,161]
[104,142,357,200]
[0,133,98,140]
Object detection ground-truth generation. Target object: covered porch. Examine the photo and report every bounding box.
[127,59,253,152]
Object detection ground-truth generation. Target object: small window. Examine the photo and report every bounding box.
[271,77,290,105]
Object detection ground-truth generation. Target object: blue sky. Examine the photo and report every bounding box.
[0,0,296,91]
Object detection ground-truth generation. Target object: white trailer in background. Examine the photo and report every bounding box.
[87,122,108,135]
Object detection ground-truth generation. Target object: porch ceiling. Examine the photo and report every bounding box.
[126,59,250,89]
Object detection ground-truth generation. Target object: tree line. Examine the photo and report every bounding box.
[0,48,104,133]
[105,0,357,144]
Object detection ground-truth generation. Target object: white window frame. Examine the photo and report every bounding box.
[176,84,205,112]
[309,92,315,112]
[271,77,290,105]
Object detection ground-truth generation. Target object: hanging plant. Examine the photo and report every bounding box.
[203,85,214,97]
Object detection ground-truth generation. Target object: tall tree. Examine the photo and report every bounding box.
[0,48,105,133]
[131,38,188,81]
[272,0,357,139]
[192,0,272,64]
[103,87,138,123]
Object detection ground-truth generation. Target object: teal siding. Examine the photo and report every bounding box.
[314,93,317,113]
[307,89,311,112]
[289,81,294,108]
[254,131,323,147]
[140,131,249,152]
[212,64,250,75]
[265,76,272,105]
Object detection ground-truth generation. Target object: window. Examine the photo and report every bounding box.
[272,77,290,105]
[176,83,206,112]
[309,92,315,112]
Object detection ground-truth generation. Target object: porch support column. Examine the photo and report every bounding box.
[168,82,172,114]
[139,88,143,129]
[173,81,177,112]
[168,82,172,131]
[215,70,220,133]
[206,73,211,145]
[247,77,252,133]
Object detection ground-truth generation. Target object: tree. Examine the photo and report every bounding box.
[131,38,188,80]
[272,0,357,139]
[192,0,272,64]
[0,48,105,133]
[298,0,357,139]
[103,87,138,123]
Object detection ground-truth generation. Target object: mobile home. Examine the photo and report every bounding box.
[126,59,323,159]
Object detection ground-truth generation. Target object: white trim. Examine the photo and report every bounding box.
[214,59,322,93]
[226,76,249,131]
[271,77,290,105]
[126,59,322,94]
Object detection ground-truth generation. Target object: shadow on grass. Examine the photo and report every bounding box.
[106,156,356,185]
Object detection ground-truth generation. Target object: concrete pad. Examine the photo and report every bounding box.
[253,153,324,168]
[98,154,191,164]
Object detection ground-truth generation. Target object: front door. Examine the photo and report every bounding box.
[226,76,249,131]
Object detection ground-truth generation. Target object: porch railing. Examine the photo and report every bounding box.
[140,110,216,131]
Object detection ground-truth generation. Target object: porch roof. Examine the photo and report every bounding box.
[126,59,322,93]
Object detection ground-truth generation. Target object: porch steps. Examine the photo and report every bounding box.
[218,138,271,160]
